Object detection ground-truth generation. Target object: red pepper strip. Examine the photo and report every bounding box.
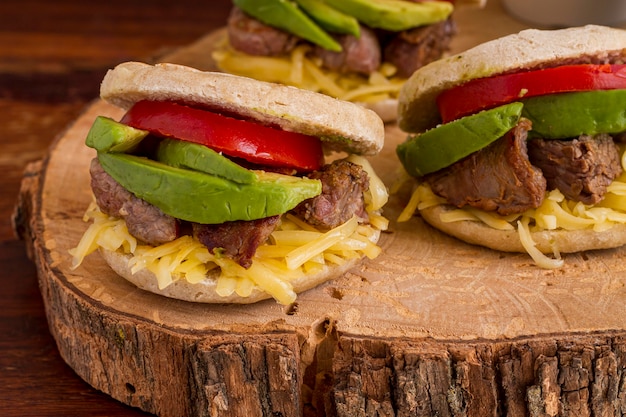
[120,100,324,172]
[437,64,626,123]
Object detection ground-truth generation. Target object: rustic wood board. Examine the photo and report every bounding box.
[14,2,626,416]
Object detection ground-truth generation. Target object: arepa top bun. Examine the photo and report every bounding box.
[101,61,385,156]
[398,25,626,133]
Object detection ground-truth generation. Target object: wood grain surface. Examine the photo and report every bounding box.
[32,99,626,341]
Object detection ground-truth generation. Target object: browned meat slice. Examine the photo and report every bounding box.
[89,158,179,245]
[313,25,381,75]
[227,6,298,56]
[293,159,369,229]
[193,216,280,268]
[383,18,456,78]
[426,119,547,216]
[528,134,622,204]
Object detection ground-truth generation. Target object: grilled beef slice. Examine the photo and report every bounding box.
[426,119,547,216]
[193,216,280,269]
[90,158,179,245]
[195,159,370,266]
[227,6,298,56]
[383,18,457,78]
[527,133,622,204]
[313,25,381,75]
[293,159,369,229]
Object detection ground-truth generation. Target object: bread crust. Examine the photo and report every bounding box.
[398,25,626,133]
[100,229,380,304]
[420,204,626,254]
[362,98,398,124]
[101,61,385,156]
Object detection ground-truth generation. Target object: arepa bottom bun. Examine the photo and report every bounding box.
[99,229,380,304]
[420,204,626,254]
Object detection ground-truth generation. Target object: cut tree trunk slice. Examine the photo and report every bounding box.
[13,4,626,417]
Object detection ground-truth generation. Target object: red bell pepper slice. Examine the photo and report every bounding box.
[437,64,626,123]
[120,100,324,172]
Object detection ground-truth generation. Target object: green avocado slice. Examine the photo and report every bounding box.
[294,0,360,37]
[324,0,453,31]
[98,152,322,224]
[155,138,257,184]
[522,89,626,139]
[233,0,342,51]
[85,116,149,153]
[397,102,523,177]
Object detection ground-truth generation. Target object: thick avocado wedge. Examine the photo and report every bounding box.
[522,89,626,139]
[397,102,523,177]
[324,0,453,31]
[156,138,257,184]
[97,152,322,224]
[233,0,342,52]
[85,116,148,153]
[294,0,360,37]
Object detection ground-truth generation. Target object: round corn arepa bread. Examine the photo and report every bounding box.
[364,98,398,124]
[98,230,379,304]
[100,61,385,156]
[420,204,626,254]
[397,25,626,133]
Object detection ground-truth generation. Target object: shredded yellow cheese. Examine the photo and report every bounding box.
[517,217,564,269]
[70,159,388,304]
[397,148,626,269]
[212,40,405,105]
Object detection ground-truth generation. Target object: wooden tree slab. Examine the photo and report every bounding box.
[13,3,626,416]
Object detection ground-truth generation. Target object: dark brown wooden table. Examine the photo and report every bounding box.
[0,1,231,415]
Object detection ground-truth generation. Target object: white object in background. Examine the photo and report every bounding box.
[501,0,626,27]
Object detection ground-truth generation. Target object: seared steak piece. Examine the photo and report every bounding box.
[427,119,547,216]
[193,216,280,268]
[383,18,456,78]
[528,133,622,204]
[313,25,381,75]
[227,7,298,56]
[90,158,179,245]
[293,159,369,229]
